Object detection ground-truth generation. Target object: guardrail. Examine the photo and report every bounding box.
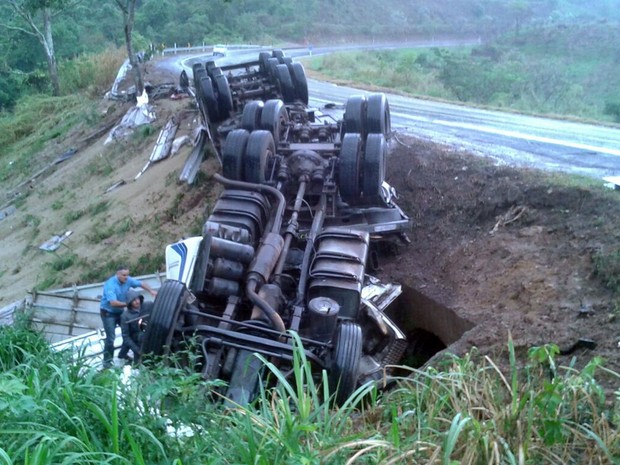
[162,43,265,55]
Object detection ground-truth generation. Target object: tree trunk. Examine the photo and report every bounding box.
[124,1,144,98]
[42,7,60,96]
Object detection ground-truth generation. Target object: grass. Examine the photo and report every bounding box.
[593,248,620,294]
[304,23,620,124]
[1,323,618,464]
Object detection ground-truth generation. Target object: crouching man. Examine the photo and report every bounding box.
[118,289,149,364]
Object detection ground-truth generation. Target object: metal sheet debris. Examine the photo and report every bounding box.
[39,231,73,252]
[0,205,16,222]
[134,117,180,180]
[602,176,620,190]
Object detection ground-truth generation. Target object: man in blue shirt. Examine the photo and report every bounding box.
[100,266,157,368]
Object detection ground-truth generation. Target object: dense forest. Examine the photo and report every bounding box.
[1,0,619,111]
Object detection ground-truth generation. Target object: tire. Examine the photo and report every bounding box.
[199,75,219,123]
[344,95,367,136]
[193,67,207,97]
[282,57,293,66]
[213,74,233,120]
[329,321,362,406]
[210,67,223,78]
[241,100,264,131]
[142,280,188,357]
[260,99,289,145]
[287,62,309,105]
[366,93,391,138]
[258,51,272,76]
[266,57,280,80]
[362,133,387,204]
[339,133,363,204]
[244,130,275,184]
[192,63,205,85]
[222,129,249,180]
[275,64,296,104]
[205,60,217,78]
[272,49,285,63]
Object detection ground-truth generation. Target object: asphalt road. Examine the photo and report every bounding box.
[163,44,620,181]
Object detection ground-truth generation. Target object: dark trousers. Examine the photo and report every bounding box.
[100,310,121,365]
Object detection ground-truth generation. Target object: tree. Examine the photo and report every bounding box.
[0,0,73,96]
[113,0,143,97]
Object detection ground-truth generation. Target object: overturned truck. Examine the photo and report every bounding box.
[142,49,411,405]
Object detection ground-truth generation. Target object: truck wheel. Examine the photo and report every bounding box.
[329,321,362,406]
[266,57,280,81]
[272,49,286,63]
[142,280,189,357]
[193,67,207,98]
[260,99,289,145]
[258,51,272,76]
[205,60,218,78]
[222,129,249,180]
[199,75,219,123]
[214,74,233,121]
[210,67,223,78]
[287,62,309,105]
[362,133,387,205]
[244,130,275,184]
[241,101,264,132]
[344,95,367,137]
[275,64,296,104]
[339,133,363,204]
[366,93,391,138]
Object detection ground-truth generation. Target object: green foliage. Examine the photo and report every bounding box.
[592,248,620,293]
[45,252,77,272]
[58,47,126,97]
[0,334,617,464]
[604,101,620,123]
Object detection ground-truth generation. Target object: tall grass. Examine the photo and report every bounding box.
[1,324,618,464]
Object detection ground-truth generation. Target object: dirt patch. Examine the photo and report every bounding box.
[1,61,619,384]
[382,135,620,382]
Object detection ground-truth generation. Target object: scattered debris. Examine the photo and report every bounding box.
[0,205,16,222]
[104,90,156,145]
[39,231,73,252]
[53,148,77,165]
[602,176,620,190]
[490,205,528,234]
[134,116,180,180]
[171,135,190,155]
[105,180,126,193]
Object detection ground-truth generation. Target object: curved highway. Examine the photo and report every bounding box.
[161,45,620,181]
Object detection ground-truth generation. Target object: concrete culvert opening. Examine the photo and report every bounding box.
[387,285,475,368]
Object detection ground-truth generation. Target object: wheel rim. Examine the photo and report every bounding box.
[260,99,288,145]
